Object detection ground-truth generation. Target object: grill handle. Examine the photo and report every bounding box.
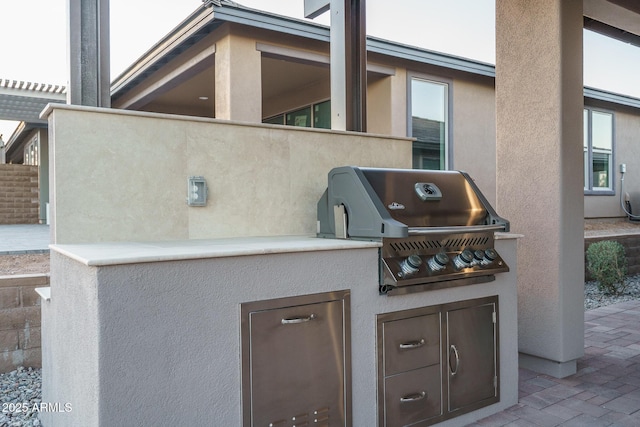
[408,224,506,236]
[400,391,426,403]
[399,339,425,350]
[449,344,460,376]
[281,314,316,325]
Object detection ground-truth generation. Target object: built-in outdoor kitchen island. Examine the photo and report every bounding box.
[39,106,520,426]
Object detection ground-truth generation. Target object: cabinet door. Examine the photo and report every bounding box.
[446,301,497,413]
[248,299,346,426]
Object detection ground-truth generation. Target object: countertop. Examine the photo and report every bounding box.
[49,235,381,267]
[50,233,520,267]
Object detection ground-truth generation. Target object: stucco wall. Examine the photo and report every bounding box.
[585,109,640,218]
[496,0,584,377]
[46,105,412,244]
[41,254,99,426]
[452,78,497,207]
[215,30,263,122]
[42,237,518,426]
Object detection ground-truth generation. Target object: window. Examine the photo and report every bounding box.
[263,100,331,129]
[286,107,311,127]
[584,108,614,193]
[263,115,283,126]
[409,77,449,170]
[23,136,39,166]
[313,100,331,129]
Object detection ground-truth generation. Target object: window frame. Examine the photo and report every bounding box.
[584,106,615,196]
[263,98,331,129]
[406,72,453,170]
[23,134,39,166]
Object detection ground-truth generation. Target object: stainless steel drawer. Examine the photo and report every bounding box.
[382,313,441,376]
[383,365,442,427]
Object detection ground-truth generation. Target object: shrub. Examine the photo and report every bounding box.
[586,240,628,295]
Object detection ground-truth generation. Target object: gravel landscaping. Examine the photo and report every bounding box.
[584,273,640,310]
[0,367,42,427]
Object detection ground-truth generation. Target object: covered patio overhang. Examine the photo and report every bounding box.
[0,79,65,163]
[584,0,640,47]
[496,0,640,377]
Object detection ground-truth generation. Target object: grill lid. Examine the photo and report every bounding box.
[317,166,509,239]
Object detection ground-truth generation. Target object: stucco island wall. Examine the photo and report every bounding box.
[43,105,412,244]
[41,235,519,427]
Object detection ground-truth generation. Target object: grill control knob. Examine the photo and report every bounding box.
[427,252,449,272]
[480,248,498,266]
[453,249,474,269]
[399,255,423,277]
[473,250,485,266]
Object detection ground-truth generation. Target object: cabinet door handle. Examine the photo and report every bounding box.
[449,344,460,376]
[399,339,425,350]
[281,314,316,324]
[400,391,426,403]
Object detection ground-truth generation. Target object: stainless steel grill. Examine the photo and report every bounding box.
[317,166,510,295]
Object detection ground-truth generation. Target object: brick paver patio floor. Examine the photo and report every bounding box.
[472,300,640,426]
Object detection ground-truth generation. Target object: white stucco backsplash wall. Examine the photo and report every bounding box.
[44,105,412,244]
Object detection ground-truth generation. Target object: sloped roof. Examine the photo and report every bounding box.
[110,1,640,112]
[109,2,496,104]
[4,1,640,130]
[0,79,66,124]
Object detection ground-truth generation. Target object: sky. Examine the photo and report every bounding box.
[1,0,639,139]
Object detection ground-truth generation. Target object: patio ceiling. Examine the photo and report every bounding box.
[584,0,640,46]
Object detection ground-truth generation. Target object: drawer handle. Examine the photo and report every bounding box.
[399,339,425,350]
[281,314,316,325]
[449,344,460,376]
[400,391,426,403]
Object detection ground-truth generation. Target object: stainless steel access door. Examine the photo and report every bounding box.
[446,299,498,414]
[242,291,351,427]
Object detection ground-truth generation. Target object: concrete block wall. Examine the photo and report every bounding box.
[585,235,640,279]
[0,274,47,373]
[0,164,39,224]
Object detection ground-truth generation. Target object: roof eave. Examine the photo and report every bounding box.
[109,3,499,101]
[110,4,331,100]
[366,37,496,78]
[584,86,640,110]
[110,5,216,96]
[109,3,640,113]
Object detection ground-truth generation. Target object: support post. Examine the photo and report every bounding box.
[323,0,367,132]
[495,0,584,377]
[345,0,367,132]
[68,0,111,107]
